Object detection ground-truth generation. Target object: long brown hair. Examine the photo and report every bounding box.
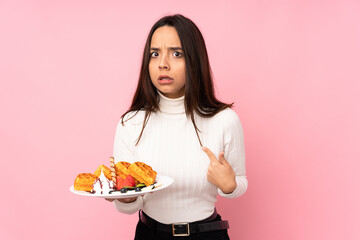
[121,14,233,146]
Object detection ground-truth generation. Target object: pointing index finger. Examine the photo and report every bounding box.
[202,147,217,162]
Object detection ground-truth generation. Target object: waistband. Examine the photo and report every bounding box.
[139,209,229,237]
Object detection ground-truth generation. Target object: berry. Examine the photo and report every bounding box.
[123,175,136,188]
[116,176,124,190]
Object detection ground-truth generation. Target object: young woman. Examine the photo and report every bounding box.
[109,14,247,239]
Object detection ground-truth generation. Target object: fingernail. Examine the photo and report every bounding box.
[202,147,206,150]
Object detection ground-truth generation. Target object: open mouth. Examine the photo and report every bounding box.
[158,75,174,84]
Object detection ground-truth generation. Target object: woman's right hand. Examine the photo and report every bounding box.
[105,197,137,203]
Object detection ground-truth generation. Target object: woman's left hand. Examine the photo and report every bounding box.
[202,147,236,194]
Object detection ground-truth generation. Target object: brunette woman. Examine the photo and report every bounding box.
[109,14,247,240]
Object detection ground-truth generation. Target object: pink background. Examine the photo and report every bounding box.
[1,0,359,239]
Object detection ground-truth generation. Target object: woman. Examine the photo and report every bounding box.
[109,14,247,239]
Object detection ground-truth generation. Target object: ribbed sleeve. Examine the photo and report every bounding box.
[113,196,143,214]
[113,119,135,163]
[112,115,144,214]
[218,109,248,198]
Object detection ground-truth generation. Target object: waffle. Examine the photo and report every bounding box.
[74,173,97,192]
[94,164,112,180]
[128,162,157,186]
[115,161,131,179]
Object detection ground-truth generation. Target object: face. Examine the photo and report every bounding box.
[149,26,186,99]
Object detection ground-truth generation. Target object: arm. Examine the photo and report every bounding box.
[110,117,144,214]
[218,109,247,198]
[112,196,144,214]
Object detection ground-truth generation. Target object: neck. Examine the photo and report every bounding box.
[157,91,185,114]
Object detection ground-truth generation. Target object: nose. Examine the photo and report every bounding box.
[159,55,169,70]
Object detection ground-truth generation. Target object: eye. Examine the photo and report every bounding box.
[150,52,158,58]
[173,51,182,57]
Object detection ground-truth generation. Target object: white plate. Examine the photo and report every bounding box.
[70,175,173,199]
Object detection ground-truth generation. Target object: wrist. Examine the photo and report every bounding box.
[220,179,236,194]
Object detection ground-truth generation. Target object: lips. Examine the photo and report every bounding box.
[158,75,174,85]
[158,75,173,80]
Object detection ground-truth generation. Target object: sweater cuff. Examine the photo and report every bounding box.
[218,176,248,199]
[113,196,143,215]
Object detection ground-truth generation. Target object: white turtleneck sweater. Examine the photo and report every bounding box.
[112,92,247,224]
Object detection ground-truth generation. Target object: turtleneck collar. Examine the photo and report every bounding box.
[157,90,185,114]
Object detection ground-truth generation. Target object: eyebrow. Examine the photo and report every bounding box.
[150,47,183,51]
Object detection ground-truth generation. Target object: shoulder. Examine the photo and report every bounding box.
[114,111,146,144]
[212,108,243,132]
[118,110,146,127]
[216,107,239,119]
[214,108,241,123]
[114,111,145,137]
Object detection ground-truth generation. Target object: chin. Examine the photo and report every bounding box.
[157,87,174,95]
[156,86,184,98]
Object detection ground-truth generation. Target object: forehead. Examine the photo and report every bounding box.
[150,26,181,47]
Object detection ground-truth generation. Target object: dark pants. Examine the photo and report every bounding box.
[134,212,230,240]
